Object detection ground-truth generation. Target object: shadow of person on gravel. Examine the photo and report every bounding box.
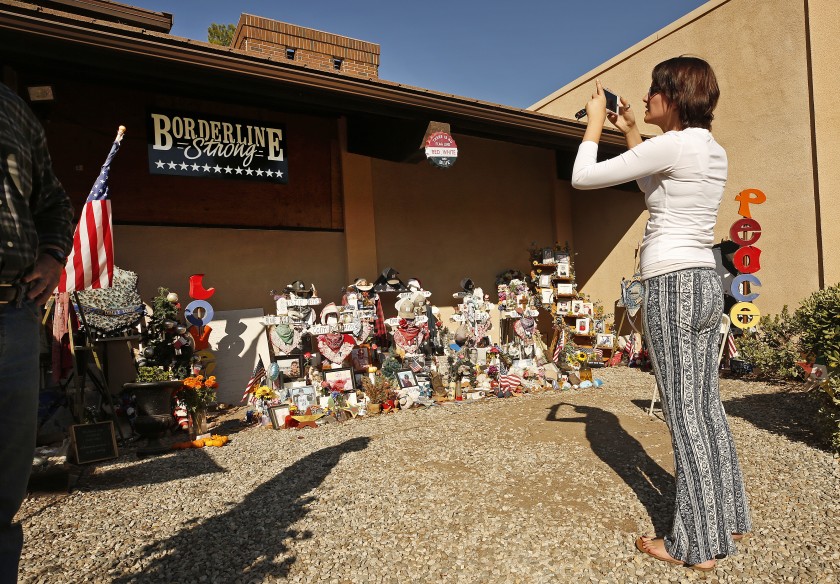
[723,391,827,450]
[546,403,674,534]
[110,436,371,583]
[77,448,227,492]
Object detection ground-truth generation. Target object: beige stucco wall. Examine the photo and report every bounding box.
[370,135,561,303]
[532,0,824,316]
[809,0,840,288]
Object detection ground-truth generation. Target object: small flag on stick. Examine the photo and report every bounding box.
[57,126,125,292]
[242,356,266,402]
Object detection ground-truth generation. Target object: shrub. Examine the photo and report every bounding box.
[808,375,840,454]
[734,306,802,380]
[795,282,840,372]
[732,283,840,453]
[795,282,840,454]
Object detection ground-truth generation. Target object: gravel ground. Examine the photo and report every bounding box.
[17,367,839,583]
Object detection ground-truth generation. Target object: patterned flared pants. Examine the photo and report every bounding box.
[642,268,752,565]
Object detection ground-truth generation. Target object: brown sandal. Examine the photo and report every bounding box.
[635,536,717,572]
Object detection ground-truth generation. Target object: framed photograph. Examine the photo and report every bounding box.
[582,302,594,317]
[575,318,591,335]
[556,283,574,296]
[555,251,570,265]
[396,369,419,389]
[556,262,570,278]
[541,248,555,264]
[323,366,355,392]
[268,405,291,430]
[273,354,303,379]
[540,288,554,305]
[290,385,318,411]
[556,300,571,314]
[571,300,585,315]
[593,319,606,334]
[596,333,615,348]
[538,274,552,288]
[351,346,370,372]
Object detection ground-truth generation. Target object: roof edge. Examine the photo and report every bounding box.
[0,0,627,147]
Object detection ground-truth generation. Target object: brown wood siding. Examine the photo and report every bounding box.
[38,75,342,230]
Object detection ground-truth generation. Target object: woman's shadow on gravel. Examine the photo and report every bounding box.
[547,403,674,534]
[112,436,370,583]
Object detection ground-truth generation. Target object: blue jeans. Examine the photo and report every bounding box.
[0,301,40,584]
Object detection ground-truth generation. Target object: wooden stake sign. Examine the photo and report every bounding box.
[729,188,766,329]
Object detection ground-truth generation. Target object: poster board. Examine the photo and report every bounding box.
[71,421,118,464]
[207,308,270,404]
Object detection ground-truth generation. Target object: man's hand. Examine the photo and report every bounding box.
[22,253,64,306]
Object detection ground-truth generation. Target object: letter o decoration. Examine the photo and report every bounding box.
[185,299,215,328]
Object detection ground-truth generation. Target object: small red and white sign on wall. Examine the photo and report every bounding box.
[425,131,458,168]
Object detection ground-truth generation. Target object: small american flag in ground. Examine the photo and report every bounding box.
[242,356,266,402]
[727,332,738,359]
[57,127,125,293]
[500,374,521,391]
[553,330,565,363]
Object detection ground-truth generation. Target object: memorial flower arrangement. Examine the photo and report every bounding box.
[253,384,277,408]
[177,374,218,413]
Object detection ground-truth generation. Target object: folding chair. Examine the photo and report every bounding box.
[648,314,731,417]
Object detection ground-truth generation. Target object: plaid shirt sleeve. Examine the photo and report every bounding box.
[0,83,74,281]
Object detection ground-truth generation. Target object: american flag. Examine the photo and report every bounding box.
[57,127,125,293]
[408,357,423,373]
[727,332,739,359]
[552,329,565,363]
[500,373,521,391]
[241,356,266,402]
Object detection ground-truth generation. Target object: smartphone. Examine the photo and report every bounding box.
[574,88,621,120]
[603,88,620,115]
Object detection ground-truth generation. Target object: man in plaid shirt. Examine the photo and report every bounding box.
[0,81,73,583]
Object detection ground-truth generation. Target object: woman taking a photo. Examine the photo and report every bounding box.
[572,56,751,571]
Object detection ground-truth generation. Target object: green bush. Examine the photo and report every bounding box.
[733,283,840,453]
[809,375,840,454]
[734,306,802,380]
[795,282,840,372]
[795,282,840,454]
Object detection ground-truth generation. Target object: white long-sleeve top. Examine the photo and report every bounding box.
[571,128,727,280]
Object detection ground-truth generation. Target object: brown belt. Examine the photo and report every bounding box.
[0,283,24,304]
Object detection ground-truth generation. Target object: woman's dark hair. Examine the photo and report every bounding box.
[651,56,719,130]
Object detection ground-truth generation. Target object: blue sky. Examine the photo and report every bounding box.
[127,0,711,108]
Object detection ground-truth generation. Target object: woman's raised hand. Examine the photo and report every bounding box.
[608,96,636,135]
[585,79,608,124]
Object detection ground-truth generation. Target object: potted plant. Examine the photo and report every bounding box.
[360,373,392,414]
[125,288,194,456]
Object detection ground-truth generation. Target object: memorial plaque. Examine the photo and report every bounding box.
[71,421,119,464]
